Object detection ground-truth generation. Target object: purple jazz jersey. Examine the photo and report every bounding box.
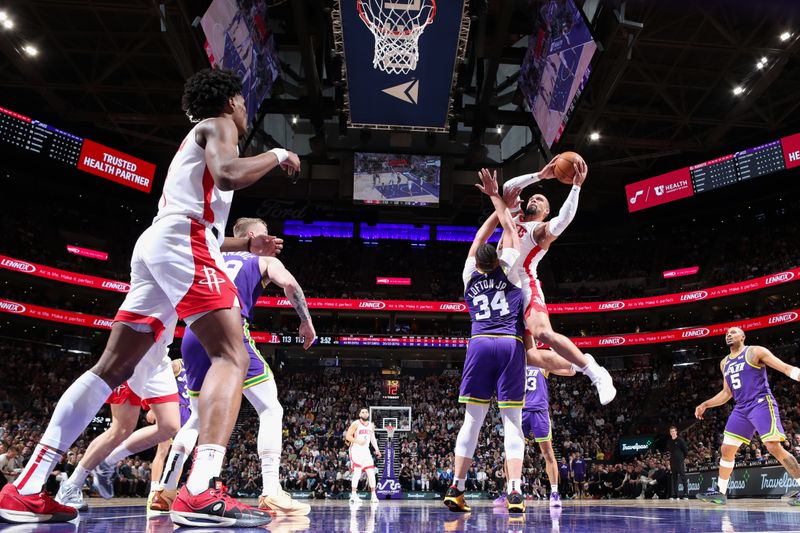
[458,336,525,407]
[464,263,524,338]
[175,366,191,426]
[723,347,785,443]
[182,253,271,394]
[572,458,586,481]
[521,366,551,440]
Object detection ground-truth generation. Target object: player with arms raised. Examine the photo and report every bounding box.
[502,157,616,405]
[444,169,528,514]
[0,68,299,527]
[695,327,800,505]
[345,408,382,505]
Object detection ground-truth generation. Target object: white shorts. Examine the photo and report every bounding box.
[114,215,239,340]
[349,445,375,471]
[106,320,179,406]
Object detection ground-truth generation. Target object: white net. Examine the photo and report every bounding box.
[357,0,437,75]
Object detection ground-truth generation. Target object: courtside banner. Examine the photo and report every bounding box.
[663,266,699,278]
[335,0,469,131]
[0,255,128,292]
[376,277,412,285]
[77,139,155,193]
[66,245,109,261]
[0,299,798,348]
[257,296,467,313]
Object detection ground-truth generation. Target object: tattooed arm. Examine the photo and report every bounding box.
[259,257,317,349]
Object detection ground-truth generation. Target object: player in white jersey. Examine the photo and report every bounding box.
[0,69,299,527]
[345,408,382,505]
[502,157,616,405]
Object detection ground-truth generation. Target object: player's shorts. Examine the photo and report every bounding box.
[114,215,239,340]
[182,318,272,396]
[724,394,786,444]
[349,445,375,471]
[521,409,552,442]
[459,336,525,409]
[521,277,548,333]
[106,382,142,406]
[179,404,192,426]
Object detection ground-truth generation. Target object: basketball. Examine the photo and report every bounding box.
[554,152,584,185]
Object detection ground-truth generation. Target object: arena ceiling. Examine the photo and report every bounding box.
[2,0,799,192]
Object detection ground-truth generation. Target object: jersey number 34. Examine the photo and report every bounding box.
[472,292,510,320]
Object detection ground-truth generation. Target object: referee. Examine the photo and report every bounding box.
[667,425,689,499]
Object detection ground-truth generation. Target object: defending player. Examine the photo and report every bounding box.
[502,157,616,405]
[345,408,382,506]
[0,68,298,526]
[444,169,527,514]
[54,330,182,511]
[695,327,800,505]
[522,363,575,507]
[151,217,315,517]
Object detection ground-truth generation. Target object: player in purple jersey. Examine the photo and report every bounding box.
[151,218,316,517]
[445,169,529,514]
[522,364,575,506]
[695,327,800,505]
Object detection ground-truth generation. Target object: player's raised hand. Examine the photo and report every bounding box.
[300,320,317,350]
[694,403,707,420]
[502,185,523,212]
[250,234,284,256]
[475,168,500,196]
[573,157,588,187]
[539,155,560,180]
[280,151,301,176]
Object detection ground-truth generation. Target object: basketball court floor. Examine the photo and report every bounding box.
[1,498,797,532]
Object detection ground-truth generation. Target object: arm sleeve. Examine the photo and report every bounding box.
[548,185,581,236]
[462,257,477,286]
[498,248,521,271]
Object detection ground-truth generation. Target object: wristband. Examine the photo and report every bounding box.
[791,367,800,381]
[268,148,289,164]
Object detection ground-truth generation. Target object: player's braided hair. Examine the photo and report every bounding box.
[181,68,244,122]
[476,243,498,272]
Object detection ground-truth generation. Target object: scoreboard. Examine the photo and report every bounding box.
[627,132,800,212]
[0,105,155,193]
[382,379,400,401]
[273,334,468,349]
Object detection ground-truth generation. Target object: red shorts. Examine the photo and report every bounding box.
[140,393,180,411]
[106,382,142,407]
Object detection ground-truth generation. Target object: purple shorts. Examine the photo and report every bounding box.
[522,409,551,442]
[181,320,272,396]
[458,336,525,408]
[179,405,192,426]
[724,394,786,444]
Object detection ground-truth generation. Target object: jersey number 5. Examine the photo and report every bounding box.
[729,373,742,390]
[473,292,510,320]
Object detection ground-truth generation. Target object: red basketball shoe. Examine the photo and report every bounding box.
[170,478,273,527]
[0,483,78,523]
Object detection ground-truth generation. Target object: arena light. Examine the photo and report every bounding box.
[589,131,600,141]
[756,61,764,70]
[760,56,768,63]
[22,44,38,57]
[732,86,744,96]
[496,126,502,134]
[780,31,792,41]
[0,11,7,21]
[2,18,12,30]
[291,116,298,125]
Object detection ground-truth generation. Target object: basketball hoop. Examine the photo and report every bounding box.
[357,0,437,75]
[385,425,396,440]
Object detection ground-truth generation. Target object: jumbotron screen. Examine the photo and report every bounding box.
[518,0,597,148]
[353,152,441,207]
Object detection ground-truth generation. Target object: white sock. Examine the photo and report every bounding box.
[260,452,280,497]
[508,479,521,494]
[455,478,466,491]
[186,444,225,495]
[161,448,189,491]
[104,445,133,467]
[14,444,63,496]
[150,481,160,492]
[718,477,729,494]
[580,354,601,380]
[68,464,89,488]
[16,371,111,495]
[551,486,559,494]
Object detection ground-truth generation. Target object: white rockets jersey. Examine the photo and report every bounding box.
[155,120,234,241]
[514,218,548,283]
[352,420,374,448]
